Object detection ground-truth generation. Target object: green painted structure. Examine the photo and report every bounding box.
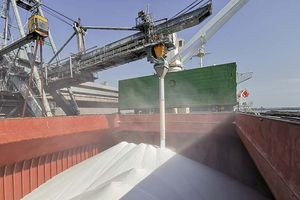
[119,62,237,110]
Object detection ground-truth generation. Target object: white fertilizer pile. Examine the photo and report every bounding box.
[23,142,269,200]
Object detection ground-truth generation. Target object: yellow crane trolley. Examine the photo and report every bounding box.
[28,15,49,38]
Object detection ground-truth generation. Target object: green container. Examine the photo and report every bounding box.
[119,62,237,110]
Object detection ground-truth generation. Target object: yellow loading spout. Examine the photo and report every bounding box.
[153,43,167,59]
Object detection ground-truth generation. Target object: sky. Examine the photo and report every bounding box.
[8,0,300,108]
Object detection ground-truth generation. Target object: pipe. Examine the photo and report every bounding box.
[159,77,166,148]
[153,60,169,149]
[82,26,138,31]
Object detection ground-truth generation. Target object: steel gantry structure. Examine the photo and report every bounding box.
[45,2,212,89]
[0,0,212,117]
[0,0,53,117]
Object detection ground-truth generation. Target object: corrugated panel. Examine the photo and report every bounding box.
[119,63,237,110]
[0,115,119,200]
[0,145,100,200]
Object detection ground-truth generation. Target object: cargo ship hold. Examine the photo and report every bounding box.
[0,0,299,200]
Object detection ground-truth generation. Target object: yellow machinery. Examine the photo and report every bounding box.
[152,43,167,59]
[0,15,49,56]
[28,15,49,38]
[22,15,49,116]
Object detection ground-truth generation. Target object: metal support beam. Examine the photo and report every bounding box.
[69,56,73,78]
[82,26,138,31]
[49,89,79,115]
[11,76,43,117]
[74,21,86,54]
[0,32,36,56]
[2,0,10,46]
[48,31,76,64]
[67,87,80,115]
[11,0,30,54]
[11,0,52,117]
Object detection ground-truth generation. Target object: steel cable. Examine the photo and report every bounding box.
[41,4,75,23]
[42,8,73,26]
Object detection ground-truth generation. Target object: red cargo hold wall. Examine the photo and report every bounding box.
[235,113,300,200]
[0,113,277,199]
[0,115,118,200]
